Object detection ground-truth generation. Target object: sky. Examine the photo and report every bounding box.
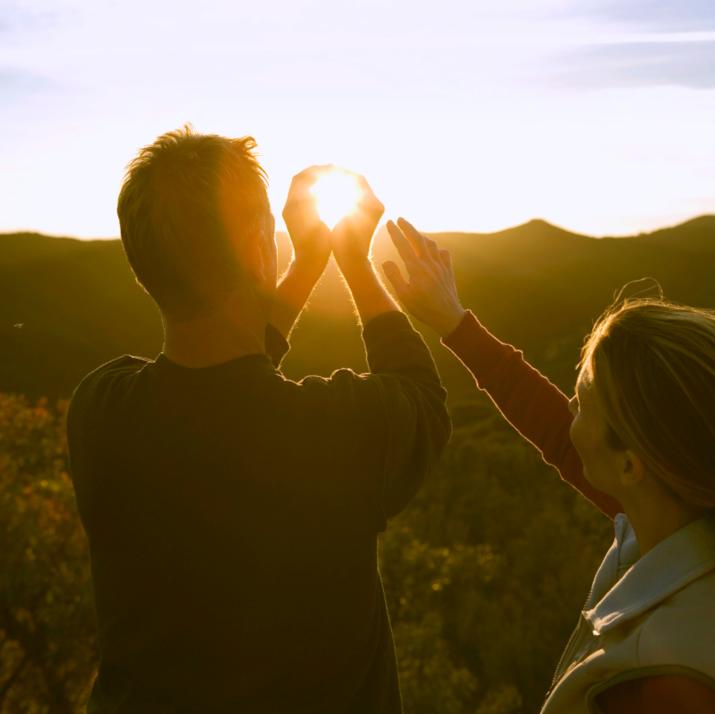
[1,0,714,238]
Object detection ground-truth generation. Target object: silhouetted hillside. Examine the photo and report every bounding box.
[2,217,715,712]
[2,216,714,400]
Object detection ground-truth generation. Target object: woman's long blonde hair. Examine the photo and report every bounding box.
[578,279,715,509]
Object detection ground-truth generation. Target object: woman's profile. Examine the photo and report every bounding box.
[382,217,715,714]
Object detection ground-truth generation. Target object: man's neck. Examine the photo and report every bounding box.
[162,304,267,368]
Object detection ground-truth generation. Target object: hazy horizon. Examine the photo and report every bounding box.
[2,0,714,239]
[3,211,714,243]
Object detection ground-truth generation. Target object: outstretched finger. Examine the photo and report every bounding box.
[387,220,419,268]
[425,237,441,262]
[382,260,410,300]
[290,164,334,186]
[396,217,429,259]
[353,174,384,219]
[285,165,334,205]
[439,248,453,270]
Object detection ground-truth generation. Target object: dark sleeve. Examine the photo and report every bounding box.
[294,311,451,528]
[362,311,452,519]
[442,310,621,519]
[265,324,290,369]
[65,356,147,528]
[66,380,93,514]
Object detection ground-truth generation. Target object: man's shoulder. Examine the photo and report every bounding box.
[68,354,152,420]
[73,353,151,392]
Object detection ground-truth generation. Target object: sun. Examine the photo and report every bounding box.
[310,169,362,228]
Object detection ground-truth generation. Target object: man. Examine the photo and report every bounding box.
[67,126,450,713]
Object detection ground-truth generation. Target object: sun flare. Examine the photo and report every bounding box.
[310,170,362,228]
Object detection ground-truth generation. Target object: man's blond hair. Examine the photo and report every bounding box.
[117,124,269,319]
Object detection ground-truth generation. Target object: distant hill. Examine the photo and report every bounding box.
[2,216,714,401]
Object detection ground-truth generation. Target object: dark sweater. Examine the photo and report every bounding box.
[67,311,450,714]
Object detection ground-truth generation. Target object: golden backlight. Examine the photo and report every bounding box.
[310,169,362,228]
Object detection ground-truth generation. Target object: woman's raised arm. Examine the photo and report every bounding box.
[383,217,621,519]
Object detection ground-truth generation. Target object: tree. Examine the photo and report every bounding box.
[380,400,612,714]
[0,394,96,713]
[0,391,613,713]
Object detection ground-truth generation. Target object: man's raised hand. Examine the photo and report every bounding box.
[383,218,466,337]
[270,167,333,340]
[282,166,332,276]
[331,173,384,277]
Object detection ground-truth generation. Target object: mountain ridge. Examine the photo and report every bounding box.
[4,212,715,248]
[1,214,714,400]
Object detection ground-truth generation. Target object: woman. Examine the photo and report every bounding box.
[382,218,715,713]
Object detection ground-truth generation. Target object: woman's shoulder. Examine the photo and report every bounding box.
[638,570,715,671]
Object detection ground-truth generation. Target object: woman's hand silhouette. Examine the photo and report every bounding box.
[383,218,466,337]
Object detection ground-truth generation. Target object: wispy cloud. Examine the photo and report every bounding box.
[596,31,715,44]
[1,0,713,237]
[0,1,63,38]
[0,68,55,99]
[592,0,715,32]
[552,33,715,89]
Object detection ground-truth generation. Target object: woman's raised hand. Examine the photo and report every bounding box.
[383,218,466,337]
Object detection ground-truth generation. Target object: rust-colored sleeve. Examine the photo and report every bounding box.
[597,675,715,714]
[442,311,621,519]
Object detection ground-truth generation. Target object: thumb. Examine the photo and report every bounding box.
[382,261,409,299]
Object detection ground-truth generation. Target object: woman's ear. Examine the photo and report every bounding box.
[620,450,646,488]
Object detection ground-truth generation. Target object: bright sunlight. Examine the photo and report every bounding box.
[310,170,362,228]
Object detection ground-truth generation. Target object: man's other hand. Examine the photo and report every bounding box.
[331,173,384,278]
[282,166,332,277]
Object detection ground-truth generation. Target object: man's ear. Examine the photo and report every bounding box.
[259,213,277,288]
[265,212,275,239]
[243,213,276,290]
[620,450,646,488]
[242,238,268,283]
[237,220,270,282]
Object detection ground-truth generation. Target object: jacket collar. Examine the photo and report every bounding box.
[584,514,715,635]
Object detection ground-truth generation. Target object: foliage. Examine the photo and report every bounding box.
[1,219,713,711]
[0,395,96,713]
[0,390,612,713]
[380,400,612,714]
